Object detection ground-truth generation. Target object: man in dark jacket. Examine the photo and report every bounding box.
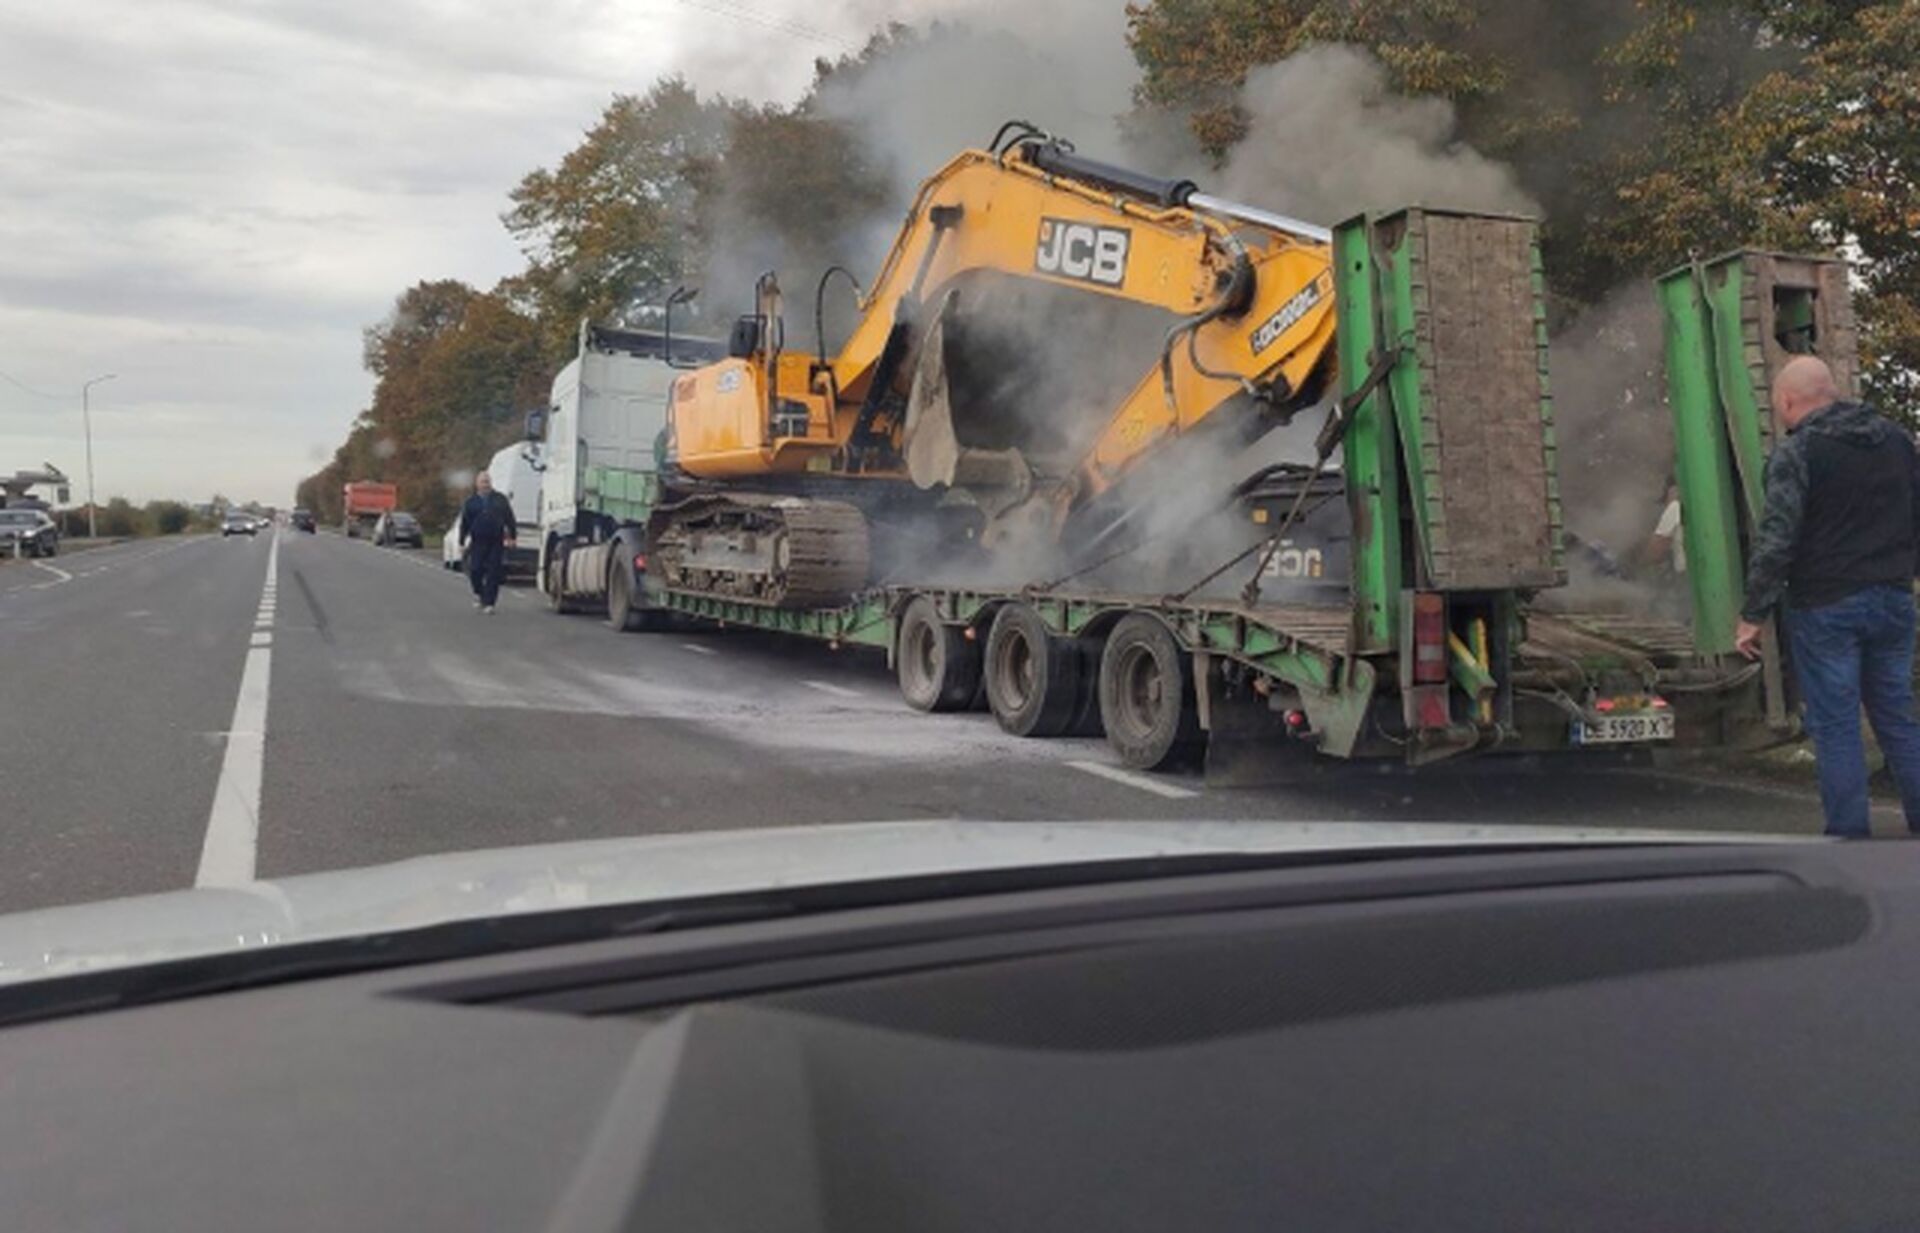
[1735,356,1920,836]
[457,471,517,615]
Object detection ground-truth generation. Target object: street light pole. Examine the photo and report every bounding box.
[81,373,116,540]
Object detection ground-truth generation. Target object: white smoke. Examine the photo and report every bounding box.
[1220,45,1537,223]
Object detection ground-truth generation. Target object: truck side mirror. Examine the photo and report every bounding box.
[524,407,547,441]
[729,315,764,359]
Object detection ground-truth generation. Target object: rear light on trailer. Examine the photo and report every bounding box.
[1412,688,1451,730]
[1412,592,1447,685]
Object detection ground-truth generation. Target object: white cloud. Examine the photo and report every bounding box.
[0,0,865,505]
[0,0,1148,505]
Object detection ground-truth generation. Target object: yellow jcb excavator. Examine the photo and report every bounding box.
[651,122,1341,607]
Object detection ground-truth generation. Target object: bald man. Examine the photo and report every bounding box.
[457,470,517,614]
[1735,356,1920,836]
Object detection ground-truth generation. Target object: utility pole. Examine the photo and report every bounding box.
[81,373,116,539]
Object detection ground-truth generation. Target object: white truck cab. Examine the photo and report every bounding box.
[533,320,723,623]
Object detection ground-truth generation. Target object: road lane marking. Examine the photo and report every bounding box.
[249,632,272,647]
[196,532,279,887]
[1066,759,1201,800]
[804,680,863,699]
[28,561,73,589]
[681,643,719,656]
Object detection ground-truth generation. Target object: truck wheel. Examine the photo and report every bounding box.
[984,603,1080,737]
[546,555,576,615]
[896,596,978,712]
[1099,614,1202,770]
[607,564,645,632]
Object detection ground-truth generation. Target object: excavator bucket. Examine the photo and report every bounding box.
[903,291,1035,521]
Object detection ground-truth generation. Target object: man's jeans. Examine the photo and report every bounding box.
[1787,584,1920,837]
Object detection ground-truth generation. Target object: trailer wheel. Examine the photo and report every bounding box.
[984,603,1081,737]
[896,596,979,712]
[1066,636,1105,737]
[1099,614,1202,770]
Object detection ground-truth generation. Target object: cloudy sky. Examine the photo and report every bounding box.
[0,0,978,507]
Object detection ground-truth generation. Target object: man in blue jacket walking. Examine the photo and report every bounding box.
[1736,356,1920,836]
[458,471,517,615]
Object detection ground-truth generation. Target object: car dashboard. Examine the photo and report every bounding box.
[2,840,1915,1231]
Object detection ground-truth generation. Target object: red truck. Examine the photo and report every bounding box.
[341,481,397,540]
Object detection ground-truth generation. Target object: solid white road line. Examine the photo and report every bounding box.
[196,533,279,887]
[681,643,719,657]
[804,680,863,699]
[1066,759,1201,800]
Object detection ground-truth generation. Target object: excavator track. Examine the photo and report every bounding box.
[652,495,871,609]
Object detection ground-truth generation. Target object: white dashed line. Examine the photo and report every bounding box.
[803,680,863,699]
[681,643,719,657]
[196,533,278,887]
[1066,759,1201,800]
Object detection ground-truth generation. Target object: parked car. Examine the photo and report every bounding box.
[441,524,465,571]
[0,508,59,558]
[221,512,257,538]
[374,511,423,548]
[290,508,316,533]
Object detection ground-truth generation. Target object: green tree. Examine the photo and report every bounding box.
[504,79,734,359]
[1598,0,1920,419]
[145,500,191,534]
[302,281,549,532]
[97,497,144,538]
[1126,0,1794,302]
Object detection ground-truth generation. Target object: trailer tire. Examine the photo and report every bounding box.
[984,603,1081,738]
[1066,636,1105,737]
[896,596,979,713]
[1099,614,1202,770]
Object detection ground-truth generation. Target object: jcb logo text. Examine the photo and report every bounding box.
[1036,218,1130,287]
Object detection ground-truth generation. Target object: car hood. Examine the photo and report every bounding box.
[0,820,1809,985]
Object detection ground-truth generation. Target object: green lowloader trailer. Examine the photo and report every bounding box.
[554,213,1839,778]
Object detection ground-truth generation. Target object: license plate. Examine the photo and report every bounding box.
[1573,712,1676,745]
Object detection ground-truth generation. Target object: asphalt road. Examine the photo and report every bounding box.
[0,529,1846,913]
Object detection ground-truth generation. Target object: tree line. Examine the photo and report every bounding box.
[51,499,203,540]
[298,0,1920,531]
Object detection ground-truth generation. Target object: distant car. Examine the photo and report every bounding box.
[0,508,59,558]
[290,508,316,533]
[221,512,257,538]
[374,511,423,548]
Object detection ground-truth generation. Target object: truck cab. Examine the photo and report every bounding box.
[535,321,723,621]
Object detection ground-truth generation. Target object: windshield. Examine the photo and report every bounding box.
[0,0,1897,977]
